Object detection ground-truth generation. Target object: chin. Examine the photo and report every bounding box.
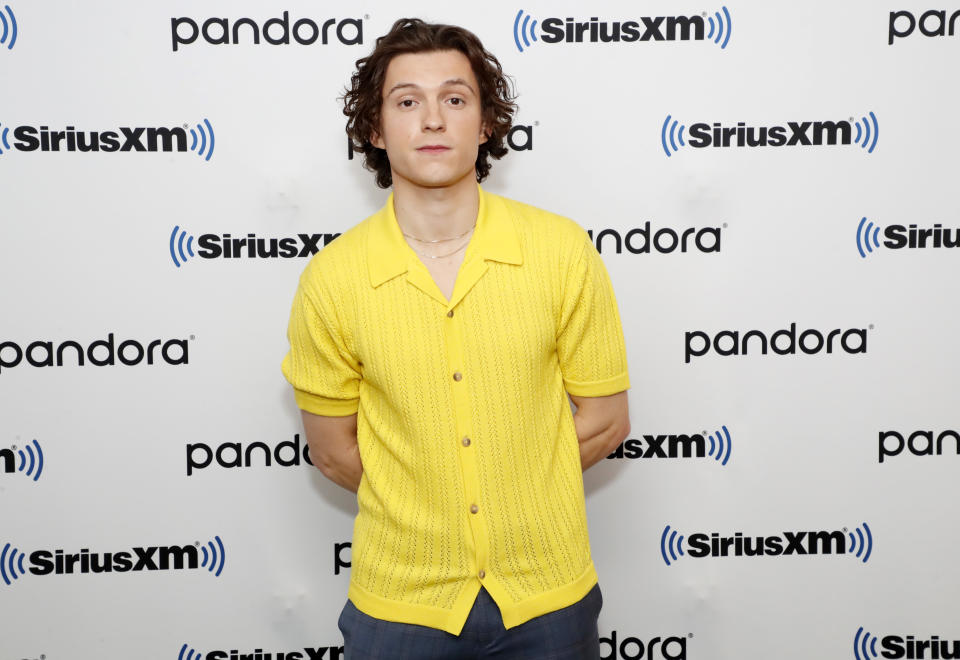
[400,167,476,189]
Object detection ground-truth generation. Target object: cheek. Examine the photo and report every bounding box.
[454,113,485,142]
[379,115,415,148]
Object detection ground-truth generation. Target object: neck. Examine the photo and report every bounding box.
[391,173,479,242]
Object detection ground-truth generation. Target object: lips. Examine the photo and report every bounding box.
[417,145,450,153]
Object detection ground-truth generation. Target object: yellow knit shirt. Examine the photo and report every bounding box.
[282,186,630,634]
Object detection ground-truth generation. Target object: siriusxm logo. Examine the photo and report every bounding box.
[855,627,960,660]
[879,428,959,463]
[169,227,339,267]
[1,439,44,481]
[0,537,225,585]
[179,642,344,660]
[684,323,868,364]
[171,13,363,51]
[600,631,689,660]
[0,119,215,161]
[857,217,960,258]
[607,426,731,465]
[661,112,879,156]
[0,333,190,374]
[588,223,721,255]
[660,522,874,566]
[0,5,17,50]
[889,9,960,44]
[512,8,731,52]
[187,434,313,476]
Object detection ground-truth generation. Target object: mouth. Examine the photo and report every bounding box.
[417,145,451,153]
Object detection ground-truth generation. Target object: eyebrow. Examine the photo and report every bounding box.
[386,78,477,97]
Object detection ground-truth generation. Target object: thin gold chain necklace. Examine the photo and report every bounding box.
[409,233,472,259]
[401,222,476,244]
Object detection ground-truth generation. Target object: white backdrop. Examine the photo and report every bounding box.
[1,2,958,659]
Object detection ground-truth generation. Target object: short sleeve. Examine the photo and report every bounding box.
[281,273,361,416]
[556,232,630,397]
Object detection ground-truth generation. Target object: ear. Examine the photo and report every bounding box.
[371,130,385,150]
[478,122,490,145]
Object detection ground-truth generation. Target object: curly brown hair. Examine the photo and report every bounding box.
[342,18,517,189]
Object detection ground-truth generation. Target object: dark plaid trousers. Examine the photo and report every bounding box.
[338,584,603,660]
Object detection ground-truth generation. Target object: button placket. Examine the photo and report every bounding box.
[443,302,490,583]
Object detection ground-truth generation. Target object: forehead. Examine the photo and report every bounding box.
[382,49,479,94]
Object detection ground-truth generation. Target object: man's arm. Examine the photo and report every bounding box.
[569,391,630,471]
[300,410,363,493]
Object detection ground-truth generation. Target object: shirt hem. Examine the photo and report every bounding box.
[490,561,598,630]
[347,561,598,635]
[348,579,481,635]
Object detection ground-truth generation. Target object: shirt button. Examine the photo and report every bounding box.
[461,437,471,447]
[478,569,486,579]
[453,372,462,382]
[447,310,454,318]
[470,504,479,514]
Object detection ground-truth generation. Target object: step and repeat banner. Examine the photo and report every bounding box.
[1,1,958,658]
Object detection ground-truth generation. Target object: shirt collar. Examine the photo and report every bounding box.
[367,184,522,288]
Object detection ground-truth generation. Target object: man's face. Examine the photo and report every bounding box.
[373,49,488,190]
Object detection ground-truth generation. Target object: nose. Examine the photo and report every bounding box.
[422,100,445,132]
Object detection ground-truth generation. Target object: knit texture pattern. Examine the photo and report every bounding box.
[282,187,629,634]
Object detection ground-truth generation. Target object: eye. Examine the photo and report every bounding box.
[447,97,465,106]
[399,99,417,108]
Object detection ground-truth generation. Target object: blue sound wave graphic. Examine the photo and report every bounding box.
[0,5,18,50]
[199,535,226,577]
[847,522,873,563]
[0,122,11,155]
[513,10,538,52]
[706,6,733,49]
[179,643,205,660]
[853,112,879,153]
[706,425,732,466]
[0,542,26,586]
[661,115,686,157]
[660,525,685,566]
[854,627,880,660]
[169,226,195,268]
[188,118,216,161]
[16,439,43,481]
[856,217,882,259]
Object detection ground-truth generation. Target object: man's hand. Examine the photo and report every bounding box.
[569,391,630,471]
[300,410,363,492]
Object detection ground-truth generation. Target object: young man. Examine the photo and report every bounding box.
[282,18,630,659]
